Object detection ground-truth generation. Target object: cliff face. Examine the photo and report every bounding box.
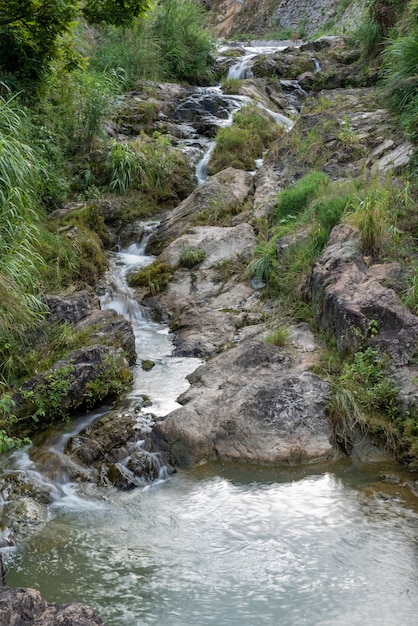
[205,0,363,38]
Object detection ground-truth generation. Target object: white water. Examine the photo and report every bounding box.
[4,41,418,626]
[99,225,202,416]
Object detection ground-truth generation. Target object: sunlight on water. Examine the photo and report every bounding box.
[5,463,418,626]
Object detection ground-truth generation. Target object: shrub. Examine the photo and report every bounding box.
[265,325,291,347]
[150,0,215,84]
[209,105,280,174]
[347,188,391,257]
[209,126,261,173]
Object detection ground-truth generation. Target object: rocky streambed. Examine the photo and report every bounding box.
[2,36,418,624]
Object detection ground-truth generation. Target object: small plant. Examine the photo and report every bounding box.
[347,188,390,257]
[265,325,291,347]
[179,246,206,268]
[22,363,75,423]
[106,141,141,193]
[128,261,174,295]
[83,353,132,408]
[221,77,244,94]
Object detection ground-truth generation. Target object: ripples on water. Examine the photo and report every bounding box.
[5,462,418,626]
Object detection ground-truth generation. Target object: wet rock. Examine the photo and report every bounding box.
[65,413,139,466]
[76,308,136,365]
[155,340,336,466]
[65,412,175,486]
[147,168,254,253]
[1,498,48,545]
[0,585,105,625]
[141,359,155,371]
[43,292,93,324]
[308,224,418,364]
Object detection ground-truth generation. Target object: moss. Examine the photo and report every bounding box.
[128,261,174,295]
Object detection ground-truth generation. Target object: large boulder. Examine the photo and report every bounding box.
[155,340,336,466]
[147,168,254,253]
[308,224,418,364]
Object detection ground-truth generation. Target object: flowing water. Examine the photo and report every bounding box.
[3,42,418,626]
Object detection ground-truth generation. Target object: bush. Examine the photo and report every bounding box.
[89,22,163,87]
[150,0,215,84]
[209,105,280,174]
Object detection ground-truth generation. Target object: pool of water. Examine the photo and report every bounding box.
[4,459,418,626]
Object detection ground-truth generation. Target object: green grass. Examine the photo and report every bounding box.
[179,247,206,268]
[209,104,281,175]
[275,171,329,221]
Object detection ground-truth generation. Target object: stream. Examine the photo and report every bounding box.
[3,42,418,625]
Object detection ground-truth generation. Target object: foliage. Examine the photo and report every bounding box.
[209,105,280,175]
[275,171,329,221]
[346,187,392,257]
[209,126,261,173]
[83,353,132,408]
[89,22,163,86]
[83,0,150,26]
[0,95,48,382]
[221,77,244,94]
[328,347,405,455]
[179,247,206,268]
[0,0,78,90]
[150,0,215,84]
[104,134,189,198]
[128,261,173,295]
[22,363,75,423]
[265,325,291,347]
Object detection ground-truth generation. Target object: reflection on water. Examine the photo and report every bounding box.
[5,460,418,626]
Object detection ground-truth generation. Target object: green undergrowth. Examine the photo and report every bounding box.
[128,261,174,296]
[208,104,282,175]
[314,345,418,468]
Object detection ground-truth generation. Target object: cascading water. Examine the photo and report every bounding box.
[3,40,418,626]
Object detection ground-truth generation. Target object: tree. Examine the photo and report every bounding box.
[0,0,150,92]
[0,0,78,88]
[82,0,150,26]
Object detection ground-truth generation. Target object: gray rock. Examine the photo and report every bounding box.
[155,340,336,466]
[0,585,105,625]
[309,224,418,364]
[148,168,254,252]
[43,292,93,324]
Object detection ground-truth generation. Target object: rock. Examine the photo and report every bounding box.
[13,346,132,428]
[308,224,418,364]
[65,411,174,486]
[1,497,48,545]
[147,168,254,253]
[155,340,336,466]
[171,306,245,357]
[0,586,105,626]
[159,223,257,269]
[141,359,155,371]
[43,292,93,324]
[76,308,136,365]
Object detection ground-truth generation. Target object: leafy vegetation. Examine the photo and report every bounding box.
[208,104,281,174]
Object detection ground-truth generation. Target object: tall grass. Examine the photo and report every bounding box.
[382,35,418,109]
[150,0,215,84]
[275,171,329,221]
[0,97,46,381]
